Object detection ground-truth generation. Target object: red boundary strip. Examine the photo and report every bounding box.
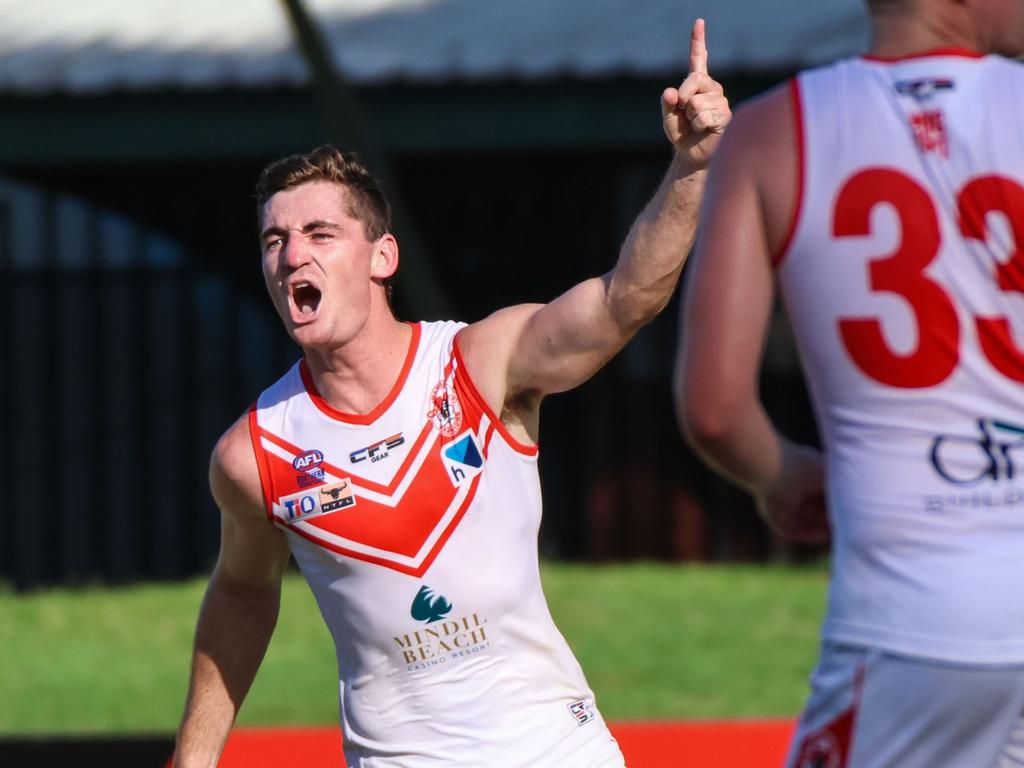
[169,720,795,767]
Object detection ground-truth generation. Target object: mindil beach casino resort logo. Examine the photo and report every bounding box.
[392,585,491,672]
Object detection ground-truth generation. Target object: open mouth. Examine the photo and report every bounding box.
[290,281,323,323]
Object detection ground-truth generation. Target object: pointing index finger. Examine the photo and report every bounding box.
[689,18,707,75]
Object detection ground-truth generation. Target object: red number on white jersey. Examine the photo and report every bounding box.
[833,168,959,387]
[833,169,1024,387]
[958,175,1024,382]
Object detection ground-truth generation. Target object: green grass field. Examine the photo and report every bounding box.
[0,563,827,735]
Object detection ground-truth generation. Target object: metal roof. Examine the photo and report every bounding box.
[0,0,871,93]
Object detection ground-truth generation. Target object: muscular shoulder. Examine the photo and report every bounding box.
[456,304,544,437]
[210,412,267,523]
[458,305,543,394]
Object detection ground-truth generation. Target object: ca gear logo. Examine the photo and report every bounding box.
[411,585,453,624]
[349,433,405,464]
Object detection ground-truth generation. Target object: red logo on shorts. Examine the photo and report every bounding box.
[797,732,842,768]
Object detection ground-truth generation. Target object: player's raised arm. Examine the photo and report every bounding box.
[456,19,730,435]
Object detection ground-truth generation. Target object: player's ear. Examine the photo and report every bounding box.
[371,233,399,280]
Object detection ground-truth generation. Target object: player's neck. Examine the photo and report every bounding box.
[304,316,413,416]
[868,8,982,59]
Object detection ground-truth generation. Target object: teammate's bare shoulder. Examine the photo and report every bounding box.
[704,81,799,259]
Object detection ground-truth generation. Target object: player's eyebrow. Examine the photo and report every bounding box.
[260,220,344,240]
[301,220,343,233]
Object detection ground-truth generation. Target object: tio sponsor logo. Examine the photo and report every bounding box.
[279,479,356,523]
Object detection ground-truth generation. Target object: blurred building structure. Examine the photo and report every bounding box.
[0,0,869,586]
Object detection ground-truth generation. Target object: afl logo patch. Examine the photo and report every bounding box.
[293,449,324,471]
[428,381,463,437]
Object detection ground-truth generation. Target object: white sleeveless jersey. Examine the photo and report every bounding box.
[249,321,624,767]
[779,51,1024,663]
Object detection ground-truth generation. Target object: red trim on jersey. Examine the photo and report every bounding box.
[862,47,984,62]
[451,330,539,456]
[771,78,805,270]
[248,404,276,521]
[284,471,482,577]
[299,321,421,425]
[258,420,435,496]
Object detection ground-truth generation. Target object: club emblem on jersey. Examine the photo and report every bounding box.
[428,380,463,437]
[279,479,356,523]
[441,431,484,487]
[410,585,453,624]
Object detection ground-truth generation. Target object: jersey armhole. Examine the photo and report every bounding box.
[452,330,539,457]
[771,77,806,270]
[247,403,278,523]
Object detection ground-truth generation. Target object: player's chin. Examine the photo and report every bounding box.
[289,319,329,349]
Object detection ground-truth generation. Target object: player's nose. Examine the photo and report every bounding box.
[282,234,311,270]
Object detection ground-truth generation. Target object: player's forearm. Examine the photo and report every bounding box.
[174,577,281,767]
[606,155,707,332]
[681,395,786,498]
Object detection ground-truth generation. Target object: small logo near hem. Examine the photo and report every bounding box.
[568,700,596,727]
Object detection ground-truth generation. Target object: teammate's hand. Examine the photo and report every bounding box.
[756,441,830,545]
[662,18,731,169]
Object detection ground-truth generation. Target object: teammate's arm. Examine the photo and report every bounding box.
[174,416,292,768]
[674,84,828,543]
[457,19,730,439]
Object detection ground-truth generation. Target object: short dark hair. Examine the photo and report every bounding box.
[254,145,392,241]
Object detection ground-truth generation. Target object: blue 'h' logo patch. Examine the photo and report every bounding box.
[444,434,483,468]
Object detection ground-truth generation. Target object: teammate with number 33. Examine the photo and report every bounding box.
[676,1,1024,767]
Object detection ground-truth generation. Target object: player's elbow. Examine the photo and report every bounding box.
[674,378,742,457]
